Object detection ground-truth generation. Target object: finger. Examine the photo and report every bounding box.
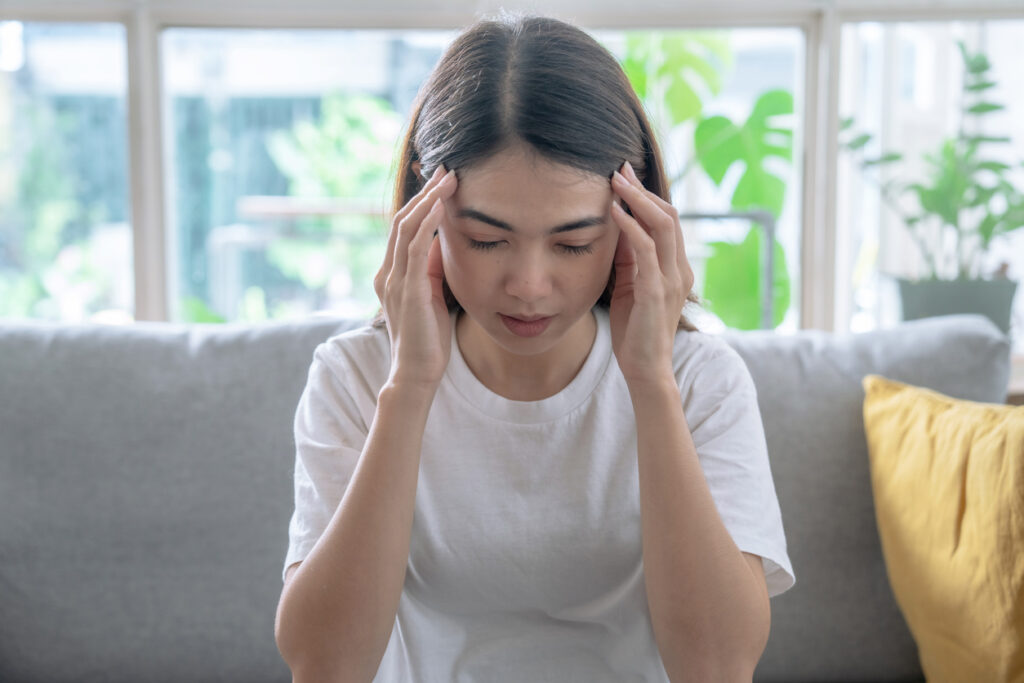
[637,188,691,294]
[623,165,695,300]
[396,164,449,224]
[407,198,444,284]
[642,190,689,282]
[624,163,677,216]
[617,163,678,260]
[611,200,659,289]
[393,169,457,277]
[623,165,692,278]
[612,169,676,278]
[381,165,451,281]
[426,226,447,304]
[611,216,638,295]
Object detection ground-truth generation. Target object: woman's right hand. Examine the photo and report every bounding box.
[374,165,458,390]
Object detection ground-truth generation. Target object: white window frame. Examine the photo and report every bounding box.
[3,0,1022,392]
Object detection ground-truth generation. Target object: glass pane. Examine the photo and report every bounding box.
[161,28,456,323]
[598,28,805,332]
[838,20,1024,352]
[0,22,132,323]
[163,26,803,330]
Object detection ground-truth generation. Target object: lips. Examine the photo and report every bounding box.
[504,314,550,322]
[499,313,554,338]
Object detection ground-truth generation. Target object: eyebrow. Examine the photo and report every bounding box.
[456,208,606,234]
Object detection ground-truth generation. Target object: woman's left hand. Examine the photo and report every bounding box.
[608,161,695,387]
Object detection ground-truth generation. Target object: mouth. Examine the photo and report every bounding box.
[503,314,551,322]
[499,313,554,338]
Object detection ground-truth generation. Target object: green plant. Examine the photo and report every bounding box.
[842,40,1024,281]
[620,32,793,329]
[693,90,793,329]
[180,296,226,323]
[263,93,400,318]
[1,98,112,319]
[620,32,733,162]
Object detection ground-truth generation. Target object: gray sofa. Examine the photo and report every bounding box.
[0,312,1010,682]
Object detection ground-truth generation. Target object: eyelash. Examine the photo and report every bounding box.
[467,239,594,256]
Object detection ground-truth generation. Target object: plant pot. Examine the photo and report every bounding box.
[897,277,1018,334]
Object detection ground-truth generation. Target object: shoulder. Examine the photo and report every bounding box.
[671,328,756,400]
[318,320,390,363]
[310,321,392,395]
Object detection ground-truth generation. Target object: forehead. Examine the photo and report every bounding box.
[454,147,612,212]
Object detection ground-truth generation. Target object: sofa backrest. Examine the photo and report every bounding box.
[0,316,362,683]
[0,313,1009,682]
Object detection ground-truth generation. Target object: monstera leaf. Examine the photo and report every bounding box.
[618,36,795,330]
[694,89,793,216]
[703,226,790,330]
[621,32,731,126]
[693,89,794,329]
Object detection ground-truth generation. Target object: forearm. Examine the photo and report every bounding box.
[276,381,435,681]
[629,376,770,681]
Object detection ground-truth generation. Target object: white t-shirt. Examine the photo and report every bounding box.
[284,306,795,681]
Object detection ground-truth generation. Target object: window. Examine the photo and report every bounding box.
[160,25,804,329]
[161,28,455,323]
[837,19,1024,353]
[597,28,805,333]
[2,3,1021,389]
[0,21,131,323]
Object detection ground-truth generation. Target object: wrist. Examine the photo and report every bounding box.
[625,371,680,404]
[378,376,439,411]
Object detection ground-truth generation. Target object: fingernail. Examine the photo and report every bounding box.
[431,165,446,181]
[624,163,638,181]
[612,171,627,185]
[439,169,456,187]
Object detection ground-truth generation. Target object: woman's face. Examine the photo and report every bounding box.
[437,145,622,356]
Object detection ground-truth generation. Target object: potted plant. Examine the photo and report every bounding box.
[841,40,1024,334]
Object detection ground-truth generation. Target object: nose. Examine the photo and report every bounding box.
[503,249,553,303]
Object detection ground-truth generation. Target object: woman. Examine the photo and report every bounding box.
[276,13,794,682]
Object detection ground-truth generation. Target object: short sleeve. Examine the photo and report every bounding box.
[681,344,796,598]
[282,343,366,583]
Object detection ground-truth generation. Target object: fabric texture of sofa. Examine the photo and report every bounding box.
[0,312,1010,682]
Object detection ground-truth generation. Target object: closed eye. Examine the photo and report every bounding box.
[467,239,502,251]
[467,239,594,256]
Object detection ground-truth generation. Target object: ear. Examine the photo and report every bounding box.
[411,160,423,181]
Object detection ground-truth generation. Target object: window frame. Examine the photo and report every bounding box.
[3,0,1022,393]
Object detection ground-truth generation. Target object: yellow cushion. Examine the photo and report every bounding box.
[862,374,1024,682]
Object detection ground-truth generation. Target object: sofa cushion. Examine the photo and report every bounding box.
[723,314,1010,683]
[862,374,1024,683]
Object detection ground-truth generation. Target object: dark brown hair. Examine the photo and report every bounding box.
[371,12,700,331]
